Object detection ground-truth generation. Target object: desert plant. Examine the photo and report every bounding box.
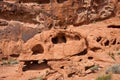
[96,74,112,80]
[90,64,99,72]
[1,59,19,65]
[106,64,120,74]
[108,52,115,60]
[8,59,19,64]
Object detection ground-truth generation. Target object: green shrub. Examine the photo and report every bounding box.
[1,59,19,65]
[96,74,112,80]
[90,64,99,71]
[108,52,115,60]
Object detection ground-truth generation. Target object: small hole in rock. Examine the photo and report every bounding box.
[52,33,66,44]
[96,37,102,42]
[108,25,120,28]
[57,0,68,3]
[60,66,64,69]
[91,47,101,52]
[32,44,44,55]
[68,73,75,77]
[74,49,87,56]
[117,42,120,44]
[52,37,58,44]
[88,57,93,60]
[39,0,50,4]
[74,35,80,40]
[104,40,109,46]
[79,59,82,61]
[2,57,8,60]
[23,60,50,71]
[10,54,19,58]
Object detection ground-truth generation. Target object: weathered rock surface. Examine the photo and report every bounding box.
[0,0,120,80]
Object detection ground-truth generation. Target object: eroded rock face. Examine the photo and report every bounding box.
[19,29,87,60]
[18,21,120,79]
[0,0,120,80]
[0,20,47,57]
[0,0,118,26]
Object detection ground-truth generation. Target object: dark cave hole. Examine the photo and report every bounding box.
[104,40,109,46]
[22,60,50,71]
[91,47,101,52]
[2,57,8,60]
[39,0,50,4]
[32,44,44,55]
[60,66,64,69]
[88,57,93,60]
[117,42,120,44]
[96,36,102,42]
[18,0,50,4]
[79,59,82,61]
[57,0,68,3]
[68,72,75,78]
[52,33,67,44]
[10,54,19,58]
[108,25,120,28]
[74,35,80,40]
[75,49,87,56]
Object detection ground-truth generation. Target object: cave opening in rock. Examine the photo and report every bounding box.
[68,72,75,78]
[57,0,68,3]
[52,33,67,44]
[77,49,87,56]
[104,40,109,46]
[22,60,50,71]
[32,44,44,55]
[72,49,87,57]
[18,0,50,4]
[108,25,120,28]
[96,36,102,42]
[60,66,64,69]
[91,47,101,52]
[10,54,19,58]
[88,56,93,60]
[39,0,50,4]
[74,35,81,40]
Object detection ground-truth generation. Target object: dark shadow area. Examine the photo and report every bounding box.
[68,72,75,78]
[96,36,102,42]
[32,44,44,55]
[10,54,19,58]
[52,33,67,44]
[108,25,120,28]
[57,0,68,3]
[104,40,109,46]
[73,49,87,56]
[88,56,93,60]
[90,47,101,52]
[85,65,94,71]
[18,0,50,4]
[74,35,81,40]
[23,60,50,71]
